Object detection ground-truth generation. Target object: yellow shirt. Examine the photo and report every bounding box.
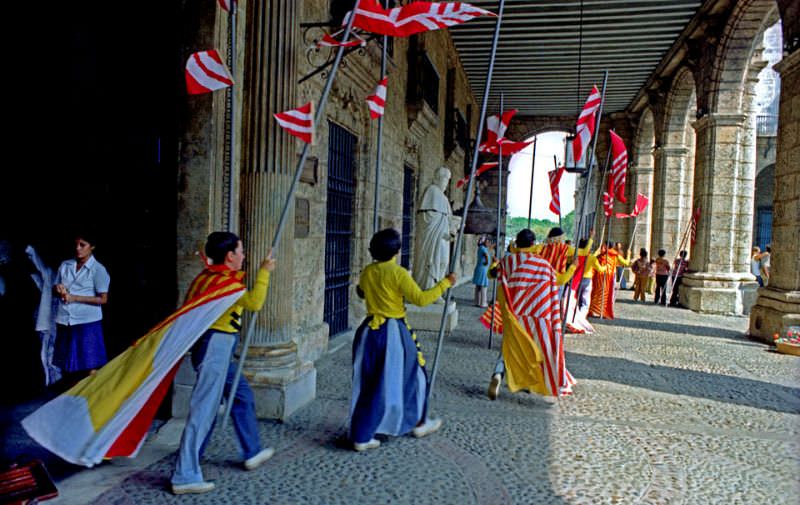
[357,259,452,325]
[209,269,270,333]
[582,254,607,279]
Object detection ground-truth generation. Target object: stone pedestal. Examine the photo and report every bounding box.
[244,341,316,420]
[749,288,800,343]
[406,301,458,332]
[681,272,759,315]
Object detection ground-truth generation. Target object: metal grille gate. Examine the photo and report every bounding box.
[401,166,415,269]
[756,207,772,251]
[324,122,357,337]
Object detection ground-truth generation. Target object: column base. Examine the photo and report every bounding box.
[244,341,316,421]
[405,301,458,331]
[680,272,759,315]
[748,288,800,344]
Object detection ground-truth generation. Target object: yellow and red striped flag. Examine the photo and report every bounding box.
[22,269,247,467]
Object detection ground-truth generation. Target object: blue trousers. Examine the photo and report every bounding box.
[172,330,262,485]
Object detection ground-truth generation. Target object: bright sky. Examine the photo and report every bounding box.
[506,131,575,220]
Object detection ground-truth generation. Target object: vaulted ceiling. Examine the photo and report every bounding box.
[449,0,703,116]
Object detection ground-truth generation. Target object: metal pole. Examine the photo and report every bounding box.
[627,217,638,253]
[227,6,237,232]
[666,214,692,301]
[372,2,389,234]
[222,0,361,430]
[426,0,506,410]
[527,137,537,228]
[561,70,609,324]
[488,94,504,349]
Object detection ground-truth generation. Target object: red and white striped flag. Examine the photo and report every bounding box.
[609,131,628,203]
[548,166,565,215]
[602,192,614,217]
[274,102,315,144]
[572,85,601,166]
[456,162,498,189]
[690,206,701,246]
[218,0,236,12]
[346,1,495,38]
[366,76,388,119]
[185,50,234,95]
[615,193,649,218]
[479,109,517,153]
[317,31,367,48]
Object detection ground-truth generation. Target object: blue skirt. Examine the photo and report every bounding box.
[349,317,428,443]
[54,321,108,373]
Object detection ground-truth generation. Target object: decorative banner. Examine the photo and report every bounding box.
[602,191,614,217]
[346,1,495,38]
[609,130,628,203]
[615,193,649,218]
[366,76,388,119]
[317,31,367,48]
[572,85,601,166]
[481,138,533,156]
[548,166,566,215]
[690,206,701,246]
[185,50,234,95]
[456,162,499,189]
[479,109,517,153]
[274,102,315,144]
[218,0,236,12]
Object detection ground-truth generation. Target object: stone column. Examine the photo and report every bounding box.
[630,164,654,254]
[650,146,692,255]
[681,113,758,314]
[749,48,800,341]
[238,0,315,419]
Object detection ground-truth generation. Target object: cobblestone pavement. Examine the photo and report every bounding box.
[75,285,799,504]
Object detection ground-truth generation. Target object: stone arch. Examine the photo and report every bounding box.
[630,108,655,255]
[651,68,697,257]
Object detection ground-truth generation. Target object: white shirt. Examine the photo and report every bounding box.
[55,255,110,326]
[750,257,761,277]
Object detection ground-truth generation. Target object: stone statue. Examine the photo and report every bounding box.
[413,166,459,293]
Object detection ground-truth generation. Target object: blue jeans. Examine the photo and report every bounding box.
[172,330,262,485]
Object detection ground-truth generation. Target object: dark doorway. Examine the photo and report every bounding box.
[2,1,181,401]
[401,166,416,269]
[324,122,357,338]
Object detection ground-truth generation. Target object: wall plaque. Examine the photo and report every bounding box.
[295,198,310,238]
[300,156,319,185]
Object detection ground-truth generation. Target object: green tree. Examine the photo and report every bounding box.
[505,211,575,245]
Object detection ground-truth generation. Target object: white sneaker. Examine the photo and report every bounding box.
[171,481,215,495]
[487,373,502,400]
[412,418,442,438]
[244,447,275,470]
[353,438,380,451]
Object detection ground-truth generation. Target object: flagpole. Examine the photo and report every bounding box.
[488,94,504,350]
[562,70,609,324]
[554,155,562,228]
[222,0,361,430]
[666,213,692,302]
[527,136,537,228]
[426,0,506,412]
[227,4,238,232]
[372,2,389,234]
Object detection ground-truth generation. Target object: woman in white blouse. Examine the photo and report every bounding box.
[53,233,110,382]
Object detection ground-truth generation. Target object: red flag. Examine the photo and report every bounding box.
[690,206,701,246]
[602,192,614,217]
[609,131,628,203]
[456,162,498,189]
[366,76,388,119]
[572,86,601,166]
[615,193,649,218]
[548,166,565,215]
[185,50,233,95]
[482,138,533,156]
[479,109,517,153]
[218,0,236,12]
[346,1,495,38]
[317,31,367,48]
[274,102,315,144]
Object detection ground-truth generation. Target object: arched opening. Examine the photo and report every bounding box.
[506,131,575,243]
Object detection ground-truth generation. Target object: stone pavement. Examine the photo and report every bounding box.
[46,285,799,504]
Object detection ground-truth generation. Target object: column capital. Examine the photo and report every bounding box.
[653,145,689,156]
[691,113,748,131]
[774,47,800,78]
